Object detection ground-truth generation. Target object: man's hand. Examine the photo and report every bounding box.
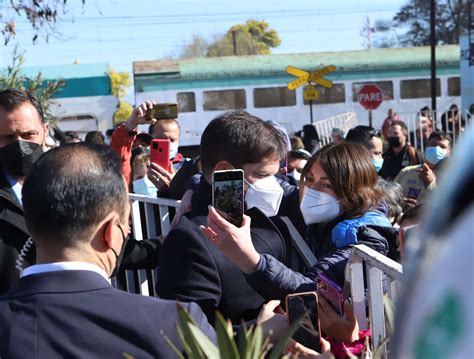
[318,296,359,345]
[125,101,157,131]
[417,163,436,188]
[147,162,175,190]
[403,197,418,211]
[256,300,288,341]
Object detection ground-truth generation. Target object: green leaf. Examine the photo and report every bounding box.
[215,312,240,359]
[237,321,248,358]
[248,325,264,359]
[188,323,220,359]
[177,304,206,358]
[161,331,186,359]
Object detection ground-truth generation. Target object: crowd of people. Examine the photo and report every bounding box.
[0,88,471,358]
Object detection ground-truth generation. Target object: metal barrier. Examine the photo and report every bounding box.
[347,244,403,358]
[313,111,359,147]
[114,194,180,296]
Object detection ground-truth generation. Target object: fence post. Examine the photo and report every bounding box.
[349,256,368,330]
[367,265,386,357]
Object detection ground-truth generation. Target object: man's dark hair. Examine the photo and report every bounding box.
[106,128,115,137]
[345,125,381,150]
[428,130,452,145]
[85,131,105,145]
[0,88,45,123]
[65,131,79,140]
[389,120,408,134]
[200,111,286,177]
[22,143,127,246]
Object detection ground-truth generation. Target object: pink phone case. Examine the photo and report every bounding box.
[316,274,344,315]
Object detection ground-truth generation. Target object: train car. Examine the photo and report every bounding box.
[22,63,117,137]
[133,45,460,148]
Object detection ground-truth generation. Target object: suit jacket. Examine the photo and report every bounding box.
[0,172,34,295]
[0,270,215,358]
[156,179,287,324]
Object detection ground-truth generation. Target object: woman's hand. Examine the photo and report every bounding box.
[200,206,260,274]
[318,296,359,345]
[257,300,288,341]
[285,337,331,358]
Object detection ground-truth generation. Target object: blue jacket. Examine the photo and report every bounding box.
[246,211,396,300]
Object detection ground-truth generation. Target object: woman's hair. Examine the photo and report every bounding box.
[377,178,403,221]
[300,142,383,218]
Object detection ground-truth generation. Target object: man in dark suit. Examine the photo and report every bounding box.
[156,111,289,324]
[0,143,215,358]
[0,89,47,295]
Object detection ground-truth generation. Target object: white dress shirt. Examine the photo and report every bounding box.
[4,173,22,205]
[22,261,110,281]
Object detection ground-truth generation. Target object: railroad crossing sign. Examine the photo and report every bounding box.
[358,84,383,110]
[286,65,336,90]
[303,84,320,101]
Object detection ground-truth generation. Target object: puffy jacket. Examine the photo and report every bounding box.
[246,210,396,301]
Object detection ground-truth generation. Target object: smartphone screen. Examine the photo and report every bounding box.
[150,139,170,170]
[146,103,178,120]
[212,170,244,227]
[286,292,321,352]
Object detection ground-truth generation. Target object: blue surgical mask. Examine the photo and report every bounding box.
[169,142,179,160]
[424,146,446,166]
[372,157,384,172]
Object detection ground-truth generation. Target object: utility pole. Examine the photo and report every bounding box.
[430,0,437,117]
[232,30,237,56]
[366,16,371,50]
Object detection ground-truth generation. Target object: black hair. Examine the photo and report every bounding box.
[0,88,45,123]
[84,131,105,145]
[65,131,80,140]
[22,143,127,246]
[345,125,381,150]
[106,128,115,137]
[200,110,286,177]
[427,130,452,145]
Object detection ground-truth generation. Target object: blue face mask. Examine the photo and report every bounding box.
[372,157,384,172]
[425,146,446,165]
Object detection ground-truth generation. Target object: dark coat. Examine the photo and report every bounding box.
[0,172,34,295]
[246,216,395,301]
[0,270,215,358]
[156,179,287,324]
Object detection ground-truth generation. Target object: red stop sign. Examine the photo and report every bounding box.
[358,84,383,110]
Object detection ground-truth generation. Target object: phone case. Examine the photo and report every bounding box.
[316,274,344,315]
[212,170,244,227]
[150,139,170,170]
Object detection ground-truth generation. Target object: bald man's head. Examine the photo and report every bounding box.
[22,143,128,247]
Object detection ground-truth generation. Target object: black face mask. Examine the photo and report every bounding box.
[0,140,44,178]
[109,223,129,278]
[387,137,402,148]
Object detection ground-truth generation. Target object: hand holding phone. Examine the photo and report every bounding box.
[212,170,244,227]
[150,139,171,171]
[286,291,321,352]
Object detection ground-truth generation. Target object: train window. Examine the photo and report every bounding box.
[400,79,441,99]
[203,89,246,111]
[352,81,393,101]
[177,92,196,112]
[254,87,296,108]
[447,77,460,97]
[303,84,345,105]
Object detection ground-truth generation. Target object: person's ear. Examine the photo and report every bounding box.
[214,160,234,172]
[102,216,120,249]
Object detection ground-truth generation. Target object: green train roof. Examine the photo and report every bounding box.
[2,63,112,98]
[134,45,460,92]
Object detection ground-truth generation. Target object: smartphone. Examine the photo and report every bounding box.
[286,291,321,352]
[150,139,170,170]
[316,273,344,316]
[146,103,178,120]
[212,170,244,227]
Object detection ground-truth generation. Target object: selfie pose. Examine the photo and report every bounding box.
[201,142,395,297]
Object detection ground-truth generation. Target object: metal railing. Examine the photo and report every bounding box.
[313,111,358,147]
[113,194,181,296]
[347,244,403,358]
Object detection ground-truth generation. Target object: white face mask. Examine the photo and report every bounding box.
[132,176,158,196]
[300,187,340,225]
[169,142,179,160]
[287,170,302,181]
[245,176,284,217]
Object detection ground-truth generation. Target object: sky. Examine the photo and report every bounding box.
[1,0,408,99]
